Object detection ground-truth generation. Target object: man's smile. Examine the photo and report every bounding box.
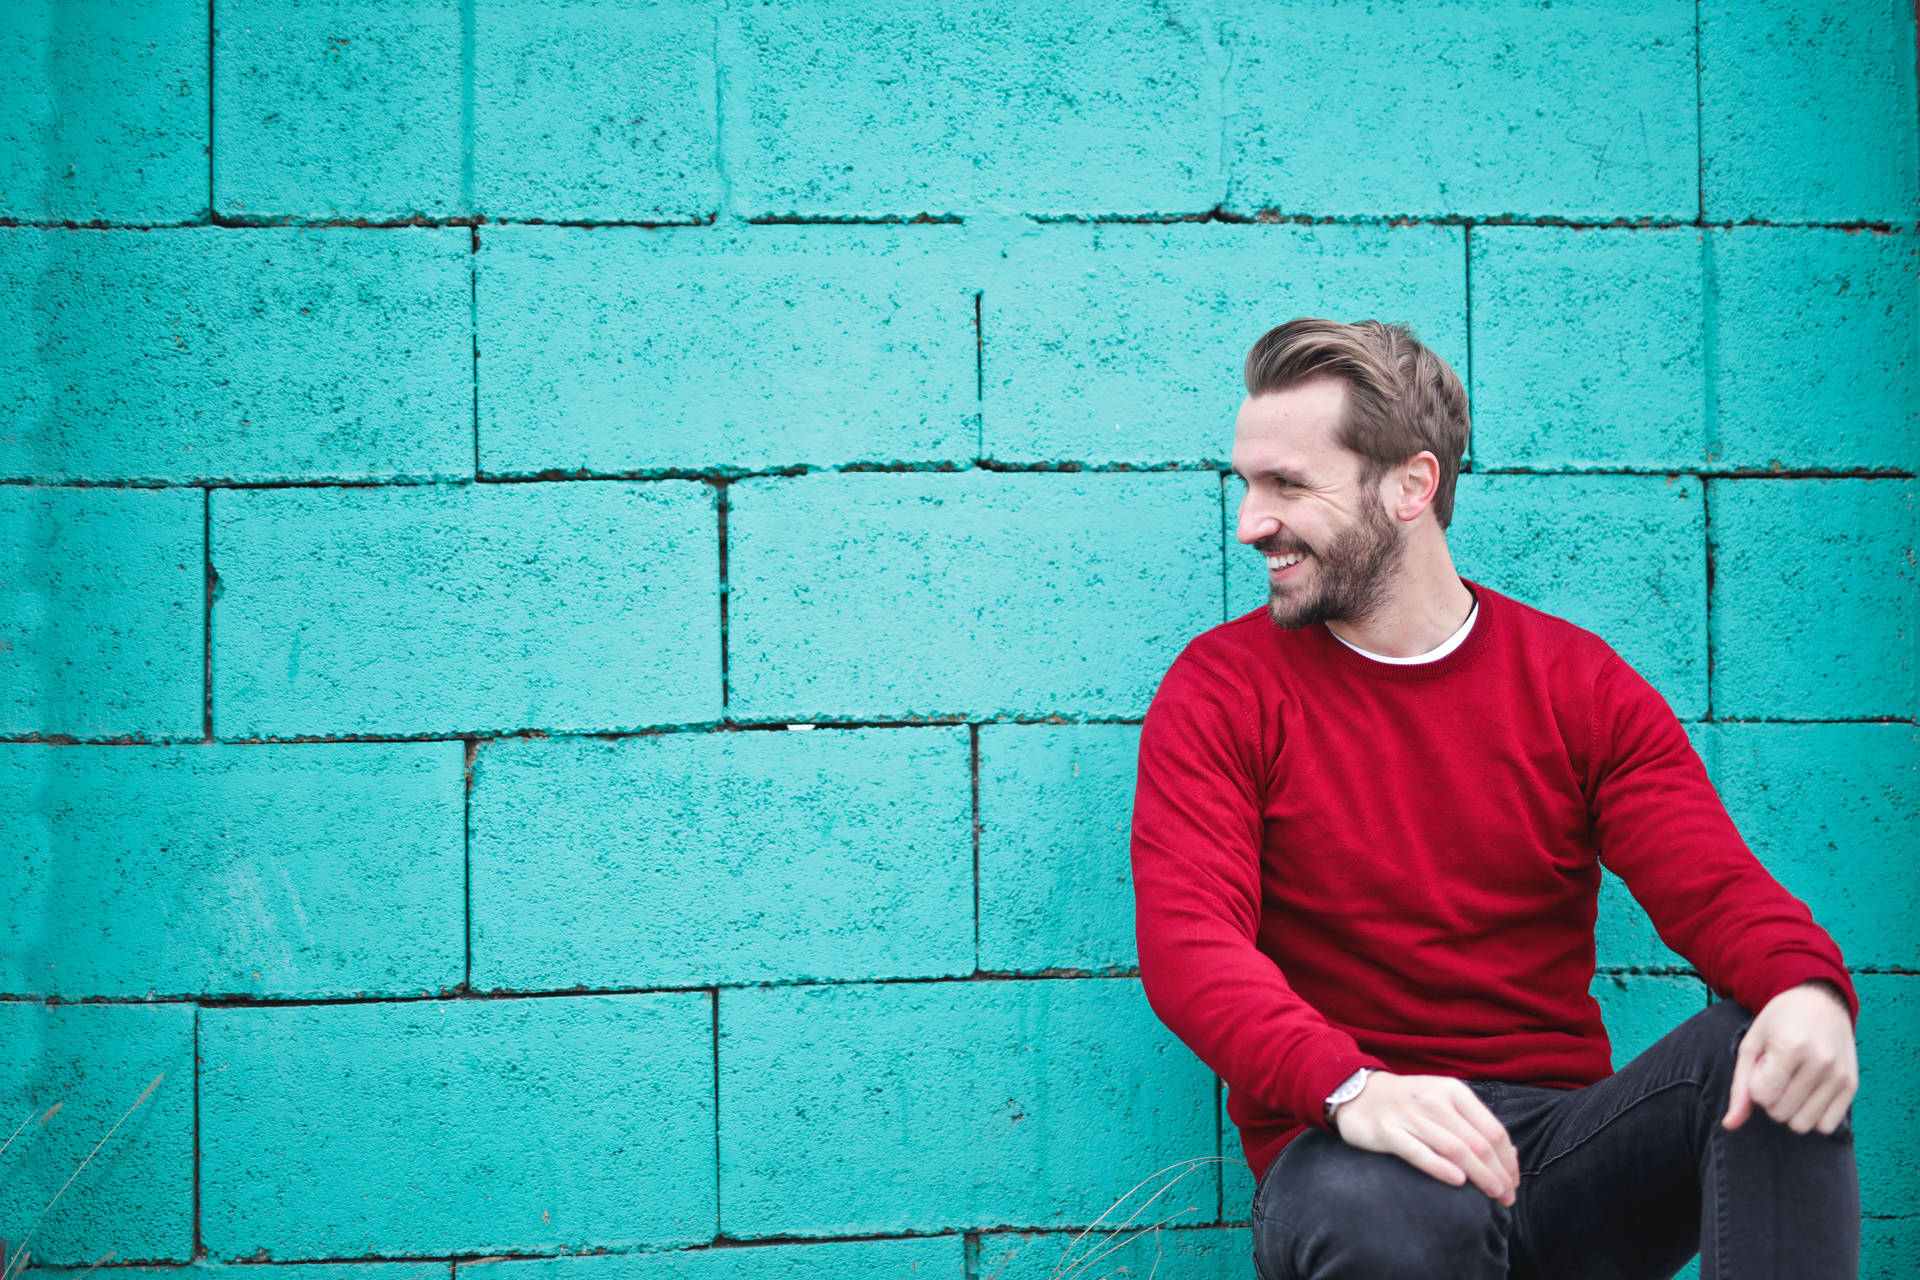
[1267,552,1308,580]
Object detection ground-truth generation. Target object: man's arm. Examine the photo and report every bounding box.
[1586,652,1858,1018]
[1130,653,1386,1127]
[1585,653,1858,1133]
[1131,653,1520,1203]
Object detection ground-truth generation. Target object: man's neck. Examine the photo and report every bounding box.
[1323,539,1476,658]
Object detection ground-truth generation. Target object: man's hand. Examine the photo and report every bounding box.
[1331,1071,1519,1206]
[1723,980,1858,1135]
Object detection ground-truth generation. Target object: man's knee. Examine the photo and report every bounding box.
[1255,1134,1507,1279]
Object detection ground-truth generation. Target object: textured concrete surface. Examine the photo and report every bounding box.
[200,993,715,1257]
[983,222,1465,465]
[0,740,464,997]
[717,977,1216,1236]
[1221,0,1696,219]
[10,2,1918,1273]
[1853,974,1918,1218]
[1708,227,1920,472]
[0,485,201,739]
[726,0,1220,218]
[1376,473,1706,718]
[469,726,972,988]
[211,480,720,736]
[0,1002,194,1265]
[0,227,472,484]
[979,1225,1252,1280]
[1590,973,1711,1070]
[728,471,1221,720]
[1469,226,1706,471]
[0,0,206,222]
[1708,478,1917,720]
[214,0,466,220]
[977,723,1142,974]
[478,224,981,475]
[465,1238,965,1280]
[1699,0,1920,224]
[472,0,720,223]
[1707,723,1919,969]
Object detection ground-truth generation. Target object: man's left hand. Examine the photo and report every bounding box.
[1722,980,1857,1135]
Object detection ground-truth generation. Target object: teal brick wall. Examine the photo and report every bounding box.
[1,2,1913,1278]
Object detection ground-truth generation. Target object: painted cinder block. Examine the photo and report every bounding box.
[473,0,719,222]
[1707,228,1919,473]
[1852,974,1918,1217]
[976,723,1141,974]
[29,1265,449,1280]
[211,480,720,737]
[1699,0,1920,224]
[0,486,200,740]
[1864,1216,1920,1280]
[728,472,1221,721]
[0,740,464,998]
[470,726,972,989]
[1706,723,1917,970]
[1220,1084,1254,1226]
[1231,474,1708,717]
[0,0,206,222]
[466,1237,965,1280]
[724,0,1219,218]
[1708,479,1916,720]
[1221,0,1696,220]
[718,977,1217,1237]
[1596,871,1694,972]
[978,1226,1252,1280]
[983,223,1466,465]
[1590,973,1708,1070]
[0,1002,194,1264]
[214,0,463,219]
[1447,474,1705,718]
[1469,227,1706,472]
[200,993,715,1257]
[0,227,472,484]
[478,225,979,476]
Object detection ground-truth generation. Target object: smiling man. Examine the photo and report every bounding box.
[1129,318,1861,1279]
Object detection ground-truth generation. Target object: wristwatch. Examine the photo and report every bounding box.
[1324,1068,1372,1122]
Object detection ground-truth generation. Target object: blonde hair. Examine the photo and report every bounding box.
[1242,318,1471,528]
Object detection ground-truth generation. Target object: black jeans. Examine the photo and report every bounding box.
[1250,999,1859,1279]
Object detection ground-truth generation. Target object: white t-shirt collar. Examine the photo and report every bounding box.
[1328,593,1479,665]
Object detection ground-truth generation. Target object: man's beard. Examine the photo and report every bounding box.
[1261,494,1406,631]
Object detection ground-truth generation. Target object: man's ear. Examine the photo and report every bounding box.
[1392,451,1442,522]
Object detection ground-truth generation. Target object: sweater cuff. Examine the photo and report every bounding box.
[1734,955,1860,1028]
[1296,1045,1391,1133]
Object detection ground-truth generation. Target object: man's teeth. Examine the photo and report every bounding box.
[1267,553,1305,569]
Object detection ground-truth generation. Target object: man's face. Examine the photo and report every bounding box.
[1230,378,1406,630]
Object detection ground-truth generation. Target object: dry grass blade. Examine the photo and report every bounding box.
[2,1073,163,1280]
[77,1251,116,1275]
[1047,1155,1229,1280]
[1056,1201,1196,1280]
[0,1110,38,1162]
[1078,1213,1172,1280]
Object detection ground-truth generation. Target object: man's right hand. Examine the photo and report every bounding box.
[1331,1071,1520,1206]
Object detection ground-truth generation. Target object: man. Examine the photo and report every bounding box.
[1129,318,1861,1279]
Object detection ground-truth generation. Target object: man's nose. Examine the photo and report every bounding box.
[1236,503,1280,547]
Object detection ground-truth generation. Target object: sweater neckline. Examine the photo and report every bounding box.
[1306,579,1494,680]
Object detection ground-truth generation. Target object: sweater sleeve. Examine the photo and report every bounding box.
[1586,652,1858,1025]
[1130,653,1388,1129]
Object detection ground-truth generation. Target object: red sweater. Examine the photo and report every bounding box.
[1129,580,1857,1184]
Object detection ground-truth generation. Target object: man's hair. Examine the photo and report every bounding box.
[1242,318,1471,529]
